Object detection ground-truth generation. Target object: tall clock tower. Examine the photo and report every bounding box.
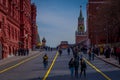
[78,6,85,34]
[75,6,87,44]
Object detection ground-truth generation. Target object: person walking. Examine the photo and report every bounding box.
[18,48,21,56]
[67,48,70,55]
[74,55,79,78]
[59,49,62,56]
[116,47,120,65]
[68,58,74,77]
[43,54,48,68]
[95,47,99,56]
[79,51,83,60]
[114,46,117,59]
[80,58,87,78]
[92,47,95,61]
[26,48,29,55]
[105,46,111,58]
[88,48,92,61]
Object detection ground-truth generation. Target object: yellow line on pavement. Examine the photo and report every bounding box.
[0,53,41,74]
[42,51,59,80]
[84,58,111,80]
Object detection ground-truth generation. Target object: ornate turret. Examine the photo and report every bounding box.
[42,37,46,42]
[77,6,85,33]
[75,5,87,44]
[79,6,83,19]
[42,37,46,46]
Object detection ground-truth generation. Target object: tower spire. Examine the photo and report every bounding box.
[79,5,83,19]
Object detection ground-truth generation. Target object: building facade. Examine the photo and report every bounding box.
[20,0,32,50]
[59,41,69,49]
[87,0,106,46]
[31,3,38,50]
[87,0,120,46]
[75,6,87,45]
[0,0,38,59]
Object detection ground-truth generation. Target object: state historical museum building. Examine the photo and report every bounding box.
[0,0,38,59]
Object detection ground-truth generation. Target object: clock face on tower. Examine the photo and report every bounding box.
[78,25,84,32]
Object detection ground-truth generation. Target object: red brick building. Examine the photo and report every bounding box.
[59,41,69,49]
[20,0,32,50]
[0,0,38,59]
[87,0,103,46]
[31,3,38,50]
[75,6,87,45]
[87,0,120,46]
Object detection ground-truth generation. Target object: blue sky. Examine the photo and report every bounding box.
[31,0,88,47]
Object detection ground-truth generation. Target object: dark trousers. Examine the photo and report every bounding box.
[118,56,120,65]
[80,68,86,78]
[75,67,79,78]
[68,52,70,55]
[89,54,91,60]
[43,61,48,68]
[92,53,94,60]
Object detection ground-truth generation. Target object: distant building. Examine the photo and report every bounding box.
[42,37,46,47]
[59,41,69,49]
[31,4,39,50]
[75,6,87,46]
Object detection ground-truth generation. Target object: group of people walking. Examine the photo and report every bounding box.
[58,48,71,56]
[87,47,94,61]
[68,57,87,78]
[18,48,29,56]
[41,44,120,80]
[43,46,87,78]
[68,46,87,79]
[90,46,120,65]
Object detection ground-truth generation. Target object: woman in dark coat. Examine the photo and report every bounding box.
[80,58,87,78]
[68,58,74,77]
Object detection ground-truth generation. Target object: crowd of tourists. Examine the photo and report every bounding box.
[88,46,120,65]
[67,45,120,79]
[17,48,29,56]
[68,46,87,79]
